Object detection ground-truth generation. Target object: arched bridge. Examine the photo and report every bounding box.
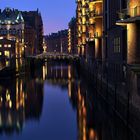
[33,52,80,61]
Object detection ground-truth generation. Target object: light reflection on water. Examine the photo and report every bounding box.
[0,61,139,140]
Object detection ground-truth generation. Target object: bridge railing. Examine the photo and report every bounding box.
[35,52,80,60]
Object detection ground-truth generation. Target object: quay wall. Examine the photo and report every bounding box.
[79,59,140,138]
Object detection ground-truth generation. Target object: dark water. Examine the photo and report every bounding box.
[0,61,139,140]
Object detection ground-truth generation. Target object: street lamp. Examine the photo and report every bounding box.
[43,38,47,53]
[43,41,47,53]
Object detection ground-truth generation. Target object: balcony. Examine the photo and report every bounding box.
[117,6,140,24]
[89,0,102,4]
[86,35,95,42]
[86,31,99,42]
[89,10,103,18]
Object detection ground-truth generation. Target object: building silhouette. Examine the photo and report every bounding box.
[45,30,68,53]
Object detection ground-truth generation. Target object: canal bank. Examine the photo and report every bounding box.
[79,58,140,138]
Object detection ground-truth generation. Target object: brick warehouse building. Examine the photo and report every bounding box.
[22,9,43,55]
[0,8,25,69]
[76,0,140,134]
[76,0,103,62]
[0,8,43,70]
[45,30,68,53]
[75,0,140,84]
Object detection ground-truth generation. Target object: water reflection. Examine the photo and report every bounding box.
[43,61,77,87]
[73,81,139,140]
[41,61,139,140]
[0,61,139,140]
[0,76,43,135]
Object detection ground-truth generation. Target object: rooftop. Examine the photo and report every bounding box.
[0,7,24,24]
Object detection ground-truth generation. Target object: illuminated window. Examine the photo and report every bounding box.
[6,60,10,67]
[4,51,10,58]
[22,39,24,43]
[0,44,2,47]
[0,52,2,55]
[4,44,8,47]
[8,44,11,48]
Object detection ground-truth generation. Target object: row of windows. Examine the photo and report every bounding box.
[0,28,22,31]
[0,51,10,58]
[0,29,22,35]
[0,44,11,48]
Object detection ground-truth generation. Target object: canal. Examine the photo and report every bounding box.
[0,61,139,140]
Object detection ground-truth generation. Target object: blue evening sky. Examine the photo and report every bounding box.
[0,0,76,35]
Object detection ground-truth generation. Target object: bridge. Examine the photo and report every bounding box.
[32,52,80,61]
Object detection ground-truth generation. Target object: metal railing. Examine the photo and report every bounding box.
[89,0,102,2]
[118,6,140,20]
[90,10,103,18]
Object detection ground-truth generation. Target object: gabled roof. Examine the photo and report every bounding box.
[17,12,24,22]
[0,7,24,24]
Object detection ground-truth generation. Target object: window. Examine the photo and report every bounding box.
[8,44,11,48]
[0,52,2,55]
[4,44,8,47]
[114,37,121,53]
[6,60,10,67]
[0,44,2,47]
[4,51,10,58]
[12,29,16,34]
[4,29,7,34]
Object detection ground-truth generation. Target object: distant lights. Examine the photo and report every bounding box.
[7,20,11,24]
[9,100,12,108]
[0,97,2,102]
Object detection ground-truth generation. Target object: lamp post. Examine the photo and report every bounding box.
[43,39,47,53]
